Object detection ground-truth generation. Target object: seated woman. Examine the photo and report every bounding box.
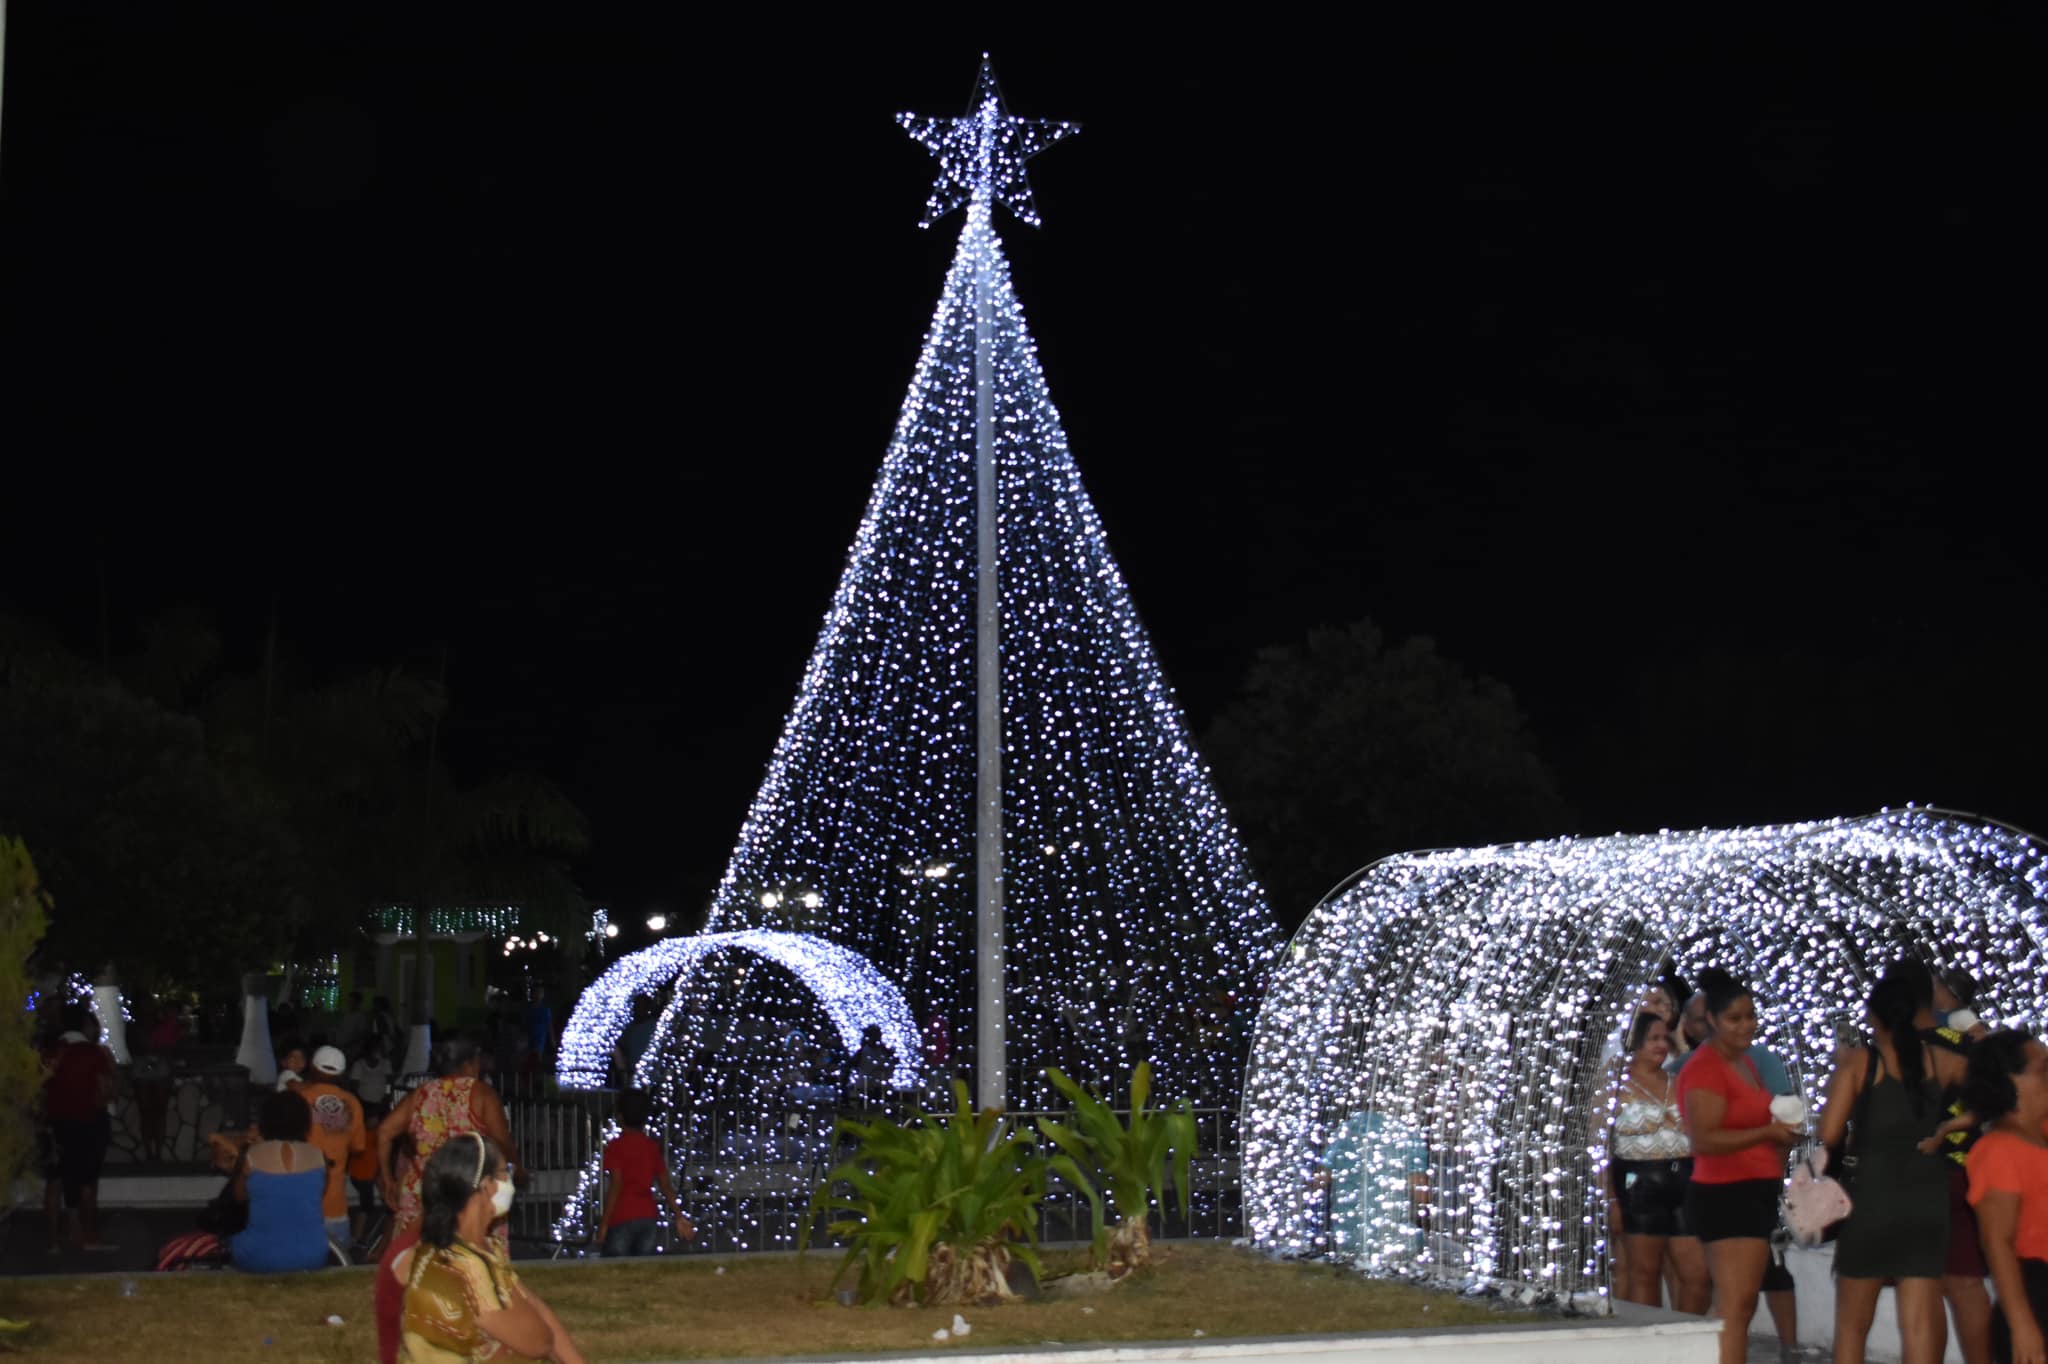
[399,1134,587,1363]
[230,1089,330,1274]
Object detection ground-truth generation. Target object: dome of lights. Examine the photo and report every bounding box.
[552,930,920,1247]
[1241,807,2048,1301]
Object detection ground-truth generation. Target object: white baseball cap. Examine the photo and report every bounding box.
[311,1045,347,1075]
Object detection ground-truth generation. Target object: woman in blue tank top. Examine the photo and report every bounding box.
[231,1089,330,1273]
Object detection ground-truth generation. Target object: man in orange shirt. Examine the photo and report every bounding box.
[298,1046,369,1250]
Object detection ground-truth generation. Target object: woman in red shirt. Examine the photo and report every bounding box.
[1676,971,1800,1364]
[1964,1030,2048,1364]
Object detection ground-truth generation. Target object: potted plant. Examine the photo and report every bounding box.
[1038,1062,1196,1277]
[805,1081,1099,1306]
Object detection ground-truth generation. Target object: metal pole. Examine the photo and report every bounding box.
[971,199,1006,1113]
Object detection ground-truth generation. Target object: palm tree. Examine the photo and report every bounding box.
[387,766,589,1065]
[210,662,590,1052]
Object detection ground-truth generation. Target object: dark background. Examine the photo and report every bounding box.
[4,9,2044,924]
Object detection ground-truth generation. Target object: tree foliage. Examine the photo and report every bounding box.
[0,838,51,1190]
[0,605,588,994]
[203,665,589,967]
[0,675,298,992]
[1203,620,1569,926]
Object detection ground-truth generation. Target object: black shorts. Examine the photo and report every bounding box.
[36,1124,60,1180]
[1685,1177,1781,1243]
[1994,1259,2048,1364]
[51,1113,111,1206]
[1615,1157,1694,1237]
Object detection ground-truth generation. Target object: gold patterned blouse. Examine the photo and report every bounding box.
[400,1239,520,1363]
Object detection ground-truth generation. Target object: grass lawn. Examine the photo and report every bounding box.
[0,1242,1518,1362]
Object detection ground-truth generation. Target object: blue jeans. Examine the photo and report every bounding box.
[602,1218,661,1257]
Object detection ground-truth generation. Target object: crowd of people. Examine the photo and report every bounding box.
[30,986,716,1363]
[46,955,2048,1363]
[207,1032,677,1362]
[1603,959,2048,1364]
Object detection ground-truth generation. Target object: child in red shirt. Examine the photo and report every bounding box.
[43,1004,118,1252]
[599,1091,692,1257]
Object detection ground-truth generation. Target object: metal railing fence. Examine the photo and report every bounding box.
[512,1097,1240,1257]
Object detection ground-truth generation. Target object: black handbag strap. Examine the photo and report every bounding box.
[1842,1046,1880,1168]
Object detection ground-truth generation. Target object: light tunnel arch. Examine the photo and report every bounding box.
[556,929,921,1093]
[1242,808,2048,1302]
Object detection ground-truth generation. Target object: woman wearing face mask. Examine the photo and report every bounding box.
[376,1037,518,1364]
[1676,970,1801,1364]
[398,1135,586,1363]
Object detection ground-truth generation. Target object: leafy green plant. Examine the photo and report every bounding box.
[803,1081,1100,1306]
[0,839,52,1194]
[1039,1062,1198,1275]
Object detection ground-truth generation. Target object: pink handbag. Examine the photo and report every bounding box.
[1781,1144,1852,1247]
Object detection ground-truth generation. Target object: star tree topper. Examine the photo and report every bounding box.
[898,56,1078,229]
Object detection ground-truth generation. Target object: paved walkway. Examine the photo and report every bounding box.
[1744,1338,1830,1364]
[3,1206,206,1276]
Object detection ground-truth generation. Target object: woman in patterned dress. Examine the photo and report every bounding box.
[374,1038,517,1364]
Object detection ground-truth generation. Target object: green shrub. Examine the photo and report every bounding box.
[0,839,52,1191]
[1038,1062,1197,1274]
[804,1081,1099,1306]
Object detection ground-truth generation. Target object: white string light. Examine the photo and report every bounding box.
[1241,806,2048,1304]
[369,905,520,940]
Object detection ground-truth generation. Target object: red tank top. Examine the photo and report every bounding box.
[1677,1044,1781,1183]
[44,1042,112,1121]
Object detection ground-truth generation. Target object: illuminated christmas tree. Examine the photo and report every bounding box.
[702,59,1278,1109]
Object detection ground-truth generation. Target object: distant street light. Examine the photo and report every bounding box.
[604,923,619,939]
[646,913,668,933]
[754,883,822,919]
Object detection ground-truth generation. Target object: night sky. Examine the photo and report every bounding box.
[4,11,2044,925]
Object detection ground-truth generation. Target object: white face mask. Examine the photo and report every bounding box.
[489,1176,515,1218]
